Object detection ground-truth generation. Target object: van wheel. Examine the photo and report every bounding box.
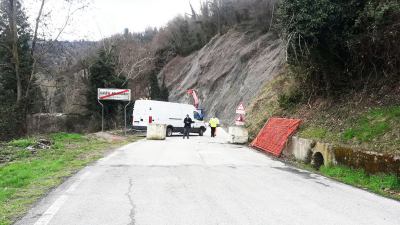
[199,129,204,136]
[166,127,173,137]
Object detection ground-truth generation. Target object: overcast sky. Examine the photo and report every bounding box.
[25,0,200,41]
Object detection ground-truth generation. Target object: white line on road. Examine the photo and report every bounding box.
[33,172,91,225]
[66,172,90,193]
[33,195,68,225]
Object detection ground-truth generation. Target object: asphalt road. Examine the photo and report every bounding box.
[17,128,400,225]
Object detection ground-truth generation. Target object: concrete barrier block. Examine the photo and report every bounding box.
[228,126,248,144]
[146,124,167,140]
[284,136,314,163]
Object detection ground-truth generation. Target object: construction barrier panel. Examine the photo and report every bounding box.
[251,117,302,156]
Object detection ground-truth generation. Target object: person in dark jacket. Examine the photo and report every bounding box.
[183,114,194,139]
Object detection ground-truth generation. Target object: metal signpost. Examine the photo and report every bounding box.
[97,88,131,135]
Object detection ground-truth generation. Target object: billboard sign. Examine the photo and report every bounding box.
[98,88,131,101]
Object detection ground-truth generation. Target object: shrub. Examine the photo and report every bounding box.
[8,138,35,148]
[278,90,303,109]
[277,0,400,96]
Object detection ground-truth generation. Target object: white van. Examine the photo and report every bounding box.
[132,100,207,137]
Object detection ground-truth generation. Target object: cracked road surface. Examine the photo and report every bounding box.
[16,129,400,225]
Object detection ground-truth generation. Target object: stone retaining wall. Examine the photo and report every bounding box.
[283,136,399,176]
[27,113,91,134]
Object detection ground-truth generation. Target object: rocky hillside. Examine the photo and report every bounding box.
[27,28,285,133]
[159,28,285,125]
[27,41,99,134]
[35,41,98,114]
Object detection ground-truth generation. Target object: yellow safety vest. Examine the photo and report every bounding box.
[209,118,218,128]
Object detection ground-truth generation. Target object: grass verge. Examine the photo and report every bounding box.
[320,165,400,195]
[295,162,400,200]
[0,132,139,225]
[297,106,400,153]
[342,106,400,142]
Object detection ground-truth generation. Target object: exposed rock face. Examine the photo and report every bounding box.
[35,41,97,115]
[28,69,92,134]
[36,69,89,115]
[159,29,285,125]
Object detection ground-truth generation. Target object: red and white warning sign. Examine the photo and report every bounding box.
[98,88,131,101]
[236,102,246,114]
[235,114,245,126]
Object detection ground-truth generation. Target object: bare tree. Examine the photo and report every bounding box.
[7,0,22,103]
[207,0,222,34]
[112,36,154,86]
[24,0,45,101]
[2,0,89,105]
[25,0,89,99]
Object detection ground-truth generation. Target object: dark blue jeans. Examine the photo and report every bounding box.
[183,127,190,139]
[211,127,216,137]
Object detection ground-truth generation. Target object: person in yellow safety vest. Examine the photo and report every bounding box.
[209,117,220,137]
[214,117,220,136]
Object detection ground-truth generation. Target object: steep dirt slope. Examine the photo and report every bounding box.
[159,29,285,125]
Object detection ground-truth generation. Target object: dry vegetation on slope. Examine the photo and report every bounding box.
[246,71,400,155]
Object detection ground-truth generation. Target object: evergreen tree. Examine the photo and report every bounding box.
[0,0,35,140]
[148,72,169,101]
[149,71,161,100]
[88,49,126,130]
[160,79,169,101]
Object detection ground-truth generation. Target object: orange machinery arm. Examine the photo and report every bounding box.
[187,89,199,109]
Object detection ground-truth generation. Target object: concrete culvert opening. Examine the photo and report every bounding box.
[312,152,324,170]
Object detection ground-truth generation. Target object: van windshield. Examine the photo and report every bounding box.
[193,111,203,121]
